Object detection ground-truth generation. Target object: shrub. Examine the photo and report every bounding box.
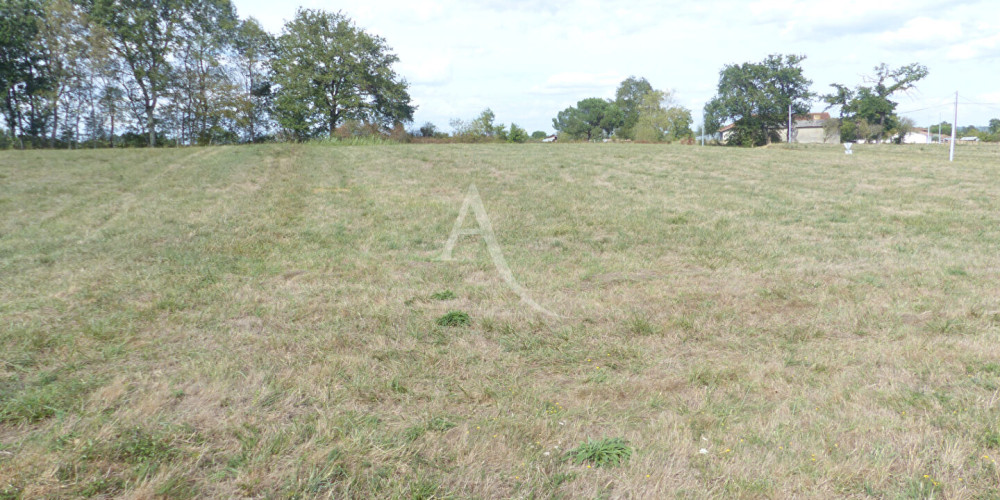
[507,123,529,143]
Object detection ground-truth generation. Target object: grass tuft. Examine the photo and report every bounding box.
[429,290,456,300]
[435,310,470,327]
[427,417,456,432]
[566,438,633,468]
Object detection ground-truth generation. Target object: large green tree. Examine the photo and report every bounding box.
[88,0,192,147]
[705,54,813,146]
[552,97,623,141]
[450,108,504,140]
[824,63,928,143]
[614,76,653,139]
[633,89,691,142]
[169,0,239,145]
[0,0,50,146]
[233,17,273,143]
[272,9,414,140]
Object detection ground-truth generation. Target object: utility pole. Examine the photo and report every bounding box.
[701,109,705,146]
[949,91,957,162]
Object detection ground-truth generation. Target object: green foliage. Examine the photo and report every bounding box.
[614,76,654,139]
[552,97,623,141]
[989,118,1000,135]
[932,121,951,137]
[272,9,414,140]
[891,116,916,144]
[506,123,529,143]
[436,311,470,327]
[430,290,456,300]
[824,63,928,143]
[233,17,275,143]
[0,371,96,424]
[633,90,692,142]
[853,119,883,143]
[0,0,51,145]
[90,0,198,146]
[705,54,813,146]
[530,130,547,140]
[418,122,438,137]
[450,108,505,141]
[566,438,633,468]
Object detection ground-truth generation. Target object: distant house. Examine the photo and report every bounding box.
[959,136,980,143]
[542,134,558,143]
[719,112,839,144]
[900,128,930,144]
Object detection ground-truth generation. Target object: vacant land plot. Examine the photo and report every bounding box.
[2,143,999,498]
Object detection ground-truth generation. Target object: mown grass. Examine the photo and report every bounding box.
[2,142,1000,497]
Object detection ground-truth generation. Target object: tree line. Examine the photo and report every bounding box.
[551,76,693,142]
[4,2,996,150]
[702,53,1000,146]
[0,0,413,149]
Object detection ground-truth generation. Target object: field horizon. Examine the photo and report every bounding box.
[2,142,1000,498]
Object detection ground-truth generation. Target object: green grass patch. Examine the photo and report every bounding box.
[566,438,633,468]
[0,371,98,424]
[435,310,470,327]
[430,290,456,300]
[4,143,1000,497]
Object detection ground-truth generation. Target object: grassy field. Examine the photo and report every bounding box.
[2,142,1000,498]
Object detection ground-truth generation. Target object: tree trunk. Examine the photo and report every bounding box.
[248,65,255,143]
[147,105,155,147]
[51,100,59,148]
[330,106,336,137]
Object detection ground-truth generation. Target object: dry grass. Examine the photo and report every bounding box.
[2,142,1000,498]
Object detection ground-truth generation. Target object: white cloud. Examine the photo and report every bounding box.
[946,32,1000,60]
[529,72,624,95]
[977,91,1000,103]
[879,17,963,48]
[397,54,453,86]
[234,0,1000,132]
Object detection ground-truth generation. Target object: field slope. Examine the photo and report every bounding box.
[2,143,1000,498]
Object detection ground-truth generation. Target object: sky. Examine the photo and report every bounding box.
[232,0,1000,134]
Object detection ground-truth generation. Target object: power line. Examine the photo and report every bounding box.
[957,95,1000,105]
[955,96,1000,113]
[895,103,953,114]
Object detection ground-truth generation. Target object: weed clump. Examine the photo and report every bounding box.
[436,311,470,327]
[430,290,456,300]
[566,437,632,468]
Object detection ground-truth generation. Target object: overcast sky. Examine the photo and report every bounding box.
[233,0,1000,134]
